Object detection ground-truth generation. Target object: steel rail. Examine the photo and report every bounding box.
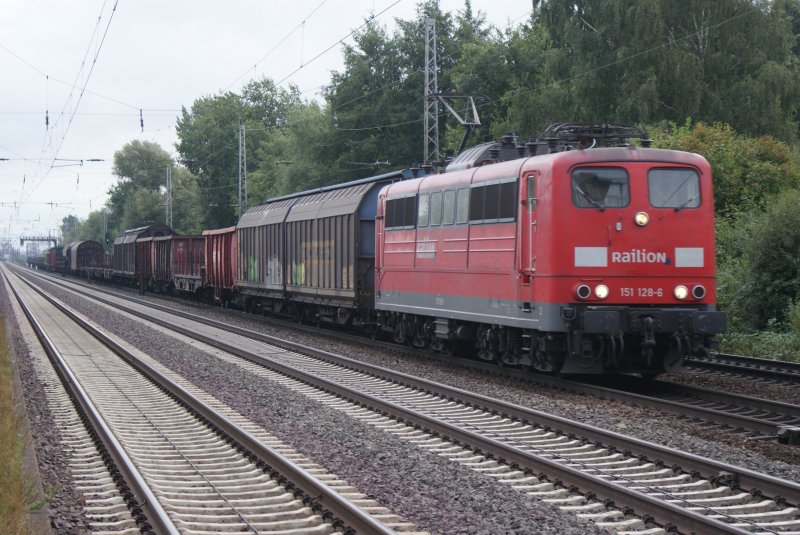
[11,268,396,535]
[2,269,179,535]
[689,352,800,384]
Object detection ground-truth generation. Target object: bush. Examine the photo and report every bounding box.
[720,331,800,363]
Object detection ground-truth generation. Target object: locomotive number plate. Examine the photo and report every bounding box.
[619,287,663,298]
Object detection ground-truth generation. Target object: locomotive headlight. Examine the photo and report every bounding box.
[674,285,689,300]
[594,284,610,299]
[634,211,649,226]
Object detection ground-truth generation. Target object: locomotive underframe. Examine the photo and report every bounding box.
[376,303,725,375]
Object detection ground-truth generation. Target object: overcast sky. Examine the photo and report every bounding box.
[0,1,530,249]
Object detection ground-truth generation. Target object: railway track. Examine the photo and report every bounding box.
[3,266,416,534]
[571,375,800,444]
[14,266,800,534]
[687,353,800,385]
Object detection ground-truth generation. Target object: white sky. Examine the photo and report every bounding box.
[0,1,530,248]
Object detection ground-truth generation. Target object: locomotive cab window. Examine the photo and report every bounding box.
[571,167,629,209]
[648,168,701,209]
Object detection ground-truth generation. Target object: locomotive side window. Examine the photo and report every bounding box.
[385,195,417,229]
[469,178,518,224]
[417,193,430,227]
[456,188,470,224]
[648,168,701,209]
[499,180,516,218]
[430,191,443,226]
[442,190,456,225]
[571,167,629,209]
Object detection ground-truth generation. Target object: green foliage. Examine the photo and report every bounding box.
[106,140,173,236]
[507,0,800,141]
[788,299,800,336]
[719,331,800,362]
[715,188,800,332]
[59,214,80,245]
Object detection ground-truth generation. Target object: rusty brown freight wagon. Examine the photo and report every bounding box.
[203,226,237,304]
[112,225,171,285]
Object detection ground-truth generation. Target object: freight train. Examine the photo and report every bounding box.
[28,124,726,376]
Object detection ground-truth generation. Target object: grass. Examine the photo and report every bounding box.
[0,318,33,535]
[719,330,800,363]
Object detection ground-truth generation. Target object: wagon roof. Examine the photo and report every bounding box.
[285,181,381,222]
[202,225,237,236]
[239,169,407,228]
[113,224,172,245]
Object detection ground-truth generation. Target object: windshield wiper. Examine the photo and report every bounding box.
[674,193,700,212]
[576,186,605,211]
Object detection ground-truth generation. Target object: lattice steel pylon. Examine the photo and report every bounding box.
[238,119,247,217]
[423,17,439,164]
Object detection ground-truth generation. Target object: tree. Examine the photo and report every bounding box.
[121,189,165,230]
[176,79,302,229]
[60,214,80,245]
[107,140,173,235]
[502,0,800,140]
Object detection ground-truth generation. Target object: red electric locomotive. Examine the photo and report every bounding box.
[375,124,725,375]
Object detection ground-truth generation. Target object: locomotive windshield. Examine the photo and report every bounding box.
[571,168,629,209]
[648,168,701,209]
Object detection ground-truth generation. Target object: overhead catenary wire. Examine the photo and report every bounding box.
[22,0,121,209]
[275,0,403,87]
[225,0,331,91]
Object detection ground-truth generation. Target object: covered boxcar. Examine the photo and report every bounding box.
[237,170,416,323]
[65,240,105,276]
[203,226,237,304]
[112,225,171,284]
